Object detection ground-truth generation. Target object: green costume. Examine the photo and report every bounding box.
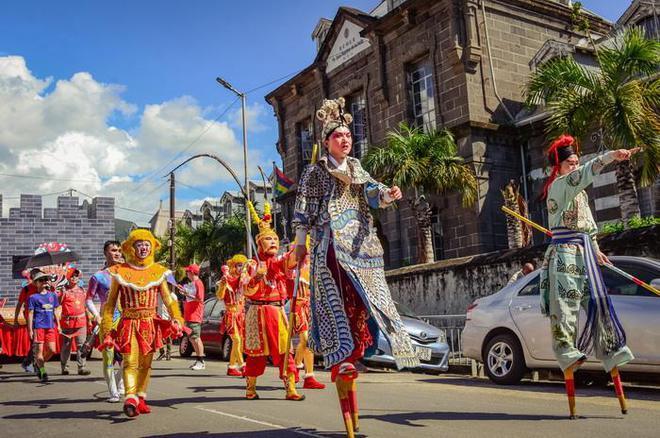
[539,151,634,372]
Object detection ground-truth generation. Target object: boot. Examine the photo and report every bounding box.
[246,376,259,400]
[138,396,152,414]
[123,396,139,418]
[348,379,359,432]
[303,374,326,389]
[285,373,305,401]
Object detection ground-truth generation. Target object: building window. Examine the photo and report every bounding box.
[388,0,407,10]
[297,118,314,171]
[348,93,368,159]
[408,59,437,132]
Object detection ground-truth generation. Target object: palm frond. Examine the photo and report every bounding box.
[525,56,598,107]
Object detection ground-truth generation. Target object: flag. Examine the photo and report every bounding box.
[273,165,294,197]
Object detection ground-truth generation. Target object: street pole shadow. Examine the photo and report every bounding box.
[419,377,660,402]
[143,429,364,437]
[187,385,281,393]
[360,410,622,426]
[2,410,132,424]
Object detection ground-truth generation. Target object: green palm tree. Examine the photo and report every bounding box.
[525,26,660,222]
[362,122,477,264]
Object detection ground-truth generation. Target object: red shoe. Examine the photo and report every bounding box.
[227,367,242,377]
[303,376,326,389]
[137,396,151,414]
[123,397,139,418]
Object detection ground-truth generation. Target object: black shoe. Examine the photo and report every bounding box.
[62,368,70,375]
[165,351,171,361]
[78,368,91,376]
[40,372,49,383]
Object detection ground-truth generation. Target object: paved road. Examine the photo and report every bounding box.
[1,356,660,437]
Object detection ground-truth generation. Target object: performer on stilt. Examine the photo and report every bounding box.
[216,254,248,376]
[292,244,325,390]
[539,134,639,419]
[243,201,304,401]
[293,97,419,436]
[101,229,183,418]
[86,240,125,403]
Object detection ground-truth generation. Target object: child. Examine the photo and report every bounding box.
[27,270,61,382]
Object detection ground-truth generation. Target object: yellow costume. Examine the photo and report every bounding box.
[101,229,183,417]
[216,254,247,375]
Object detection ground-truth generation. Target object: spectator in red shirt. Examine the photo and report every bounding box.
[59,268,91,376]
[179,264,206,370]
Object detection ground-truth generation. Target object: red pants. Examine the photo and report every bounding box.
[245,353,298,379]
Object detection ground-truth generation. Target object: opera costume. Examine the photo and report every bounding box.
[243,201,304,401]
[539,135,634,418]
[293,98,419,436]
[101,229,184,417]
[216,254,248,376]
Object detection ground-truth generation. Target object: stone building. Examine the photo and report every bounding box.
[0,194,115,305]
[265,0,617,268]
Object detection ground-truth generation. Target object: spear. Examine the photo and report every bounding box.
[501,206,660,297]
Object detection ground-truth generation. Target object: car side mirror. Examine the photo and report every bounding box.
[651,278,660,290]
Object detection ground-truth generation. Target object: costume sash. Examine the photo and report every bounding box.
[551,227,627,354]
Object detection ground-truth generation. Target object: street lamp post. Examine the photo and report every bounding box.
[216,77,252,259]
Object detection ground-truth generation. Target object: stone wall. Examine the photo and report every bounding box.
[386,225,660,316]
[0,194,115,305]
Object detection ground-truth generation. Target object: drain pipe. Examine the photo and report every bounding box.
[480,0,528,201]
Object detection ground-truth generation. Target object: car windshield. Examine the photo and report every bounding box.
[394,301,419,319]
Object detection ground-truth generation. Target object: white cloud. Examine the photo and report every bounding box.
[229,101,271,134]
[0,55,269,225]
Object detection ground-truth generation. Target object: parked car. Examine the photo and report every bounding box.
[462,256,660,385]
[363,301,450,374]
[179,298,232,360]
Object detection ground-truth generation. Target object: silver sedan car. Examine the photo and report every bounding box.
[364,302,450,374]
[462,256,660,384]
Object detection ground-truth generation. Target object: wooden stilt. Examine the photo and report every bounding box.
[348,379,359,432]
[611,367,628,414]
[564,367,577,419]
[336,378,355,438]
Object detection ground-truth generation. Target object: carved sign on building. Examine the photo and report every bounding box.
[326,20,371,73]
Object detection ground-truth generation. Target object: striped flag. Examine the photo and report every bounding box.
[273,165,294,197]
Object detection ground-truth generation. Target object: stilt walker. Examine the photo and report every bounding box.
[216,254,248,376]
[538,134,639,418]
[293,98,419,436]
[243,201,304,401]
[101,230,184,418]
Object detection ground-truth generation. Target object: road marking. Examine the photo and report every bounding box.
[195,406,325,437]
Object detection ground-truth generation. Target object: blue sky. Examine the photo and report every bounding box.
[0,0,632,223]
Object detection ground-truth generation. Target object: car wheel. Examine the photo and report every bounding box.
[179,335,193,357]
[221,337,232,362]
[484,333,526,385]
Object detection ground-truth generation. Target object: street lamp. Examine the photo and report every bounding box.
[216,76,252,259]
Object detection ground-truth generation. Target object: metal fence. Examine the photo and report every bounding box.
[419,314,473,366]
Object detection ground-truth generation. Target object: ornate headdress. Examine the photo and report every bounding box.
[227,254,247,267]
[317,97,353,140]
[540,134,579,200]
[121,228,160,267]
[247,201,277,245]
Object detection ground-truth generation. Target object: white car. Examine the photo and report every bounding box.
[462,256,660,384]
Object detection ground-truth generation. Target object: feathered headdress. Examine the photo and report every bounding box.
[247,201,277,244]
[317,97,353,140]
